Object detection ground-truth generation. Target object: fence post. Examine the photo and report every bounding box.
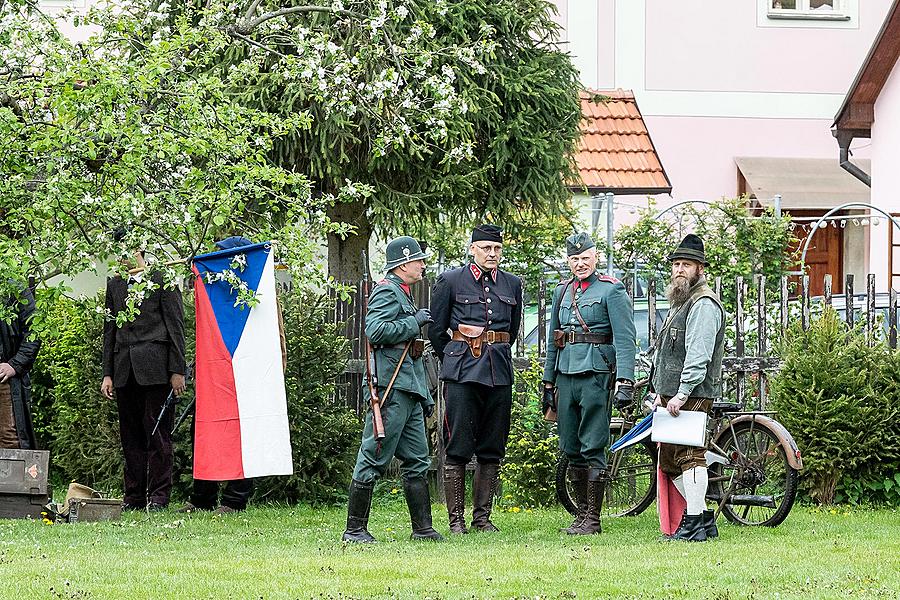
[867,274,877,346]
[648,277,657,350]
[516,276,526,358]
[537,278,548,359]
[824,274,833,307]
[734,276,746,407]
[890,288,898,350]
[845,274,855,329]
[780,276,789,335]
[755,274,767,411]
[801,275,811,331]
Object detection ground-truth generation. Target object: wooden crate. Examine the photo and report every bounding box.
[0,449,49,495]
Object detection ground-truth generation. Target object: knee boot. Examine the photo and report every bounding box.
[671,510,708,542]
[443,464,468,534]
[568,468,605,535]
[561,465,589,534]
[471,462,500,532]
[403,476,444,541]
[341,479,376,543]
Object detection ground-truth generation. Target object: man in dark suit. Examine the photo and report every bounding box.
[101,249,186,510]
[428,224,523,534]
[0,283,41,450]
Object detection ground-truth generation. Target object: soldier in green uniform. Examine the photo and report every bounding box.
[342,237,443,543]
[542,232,637,535]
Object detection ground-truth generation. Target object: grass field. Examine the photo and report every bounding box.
[0,501,898,599]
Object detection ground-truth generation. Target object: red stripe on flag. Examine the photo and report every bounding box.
[192,268,245,480]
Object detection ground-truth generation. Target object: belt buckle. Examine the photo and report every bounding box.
[486,330,496,344]
[568,330,576,345]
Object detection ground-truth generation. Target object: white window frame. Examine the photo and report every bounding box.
[767,0,850,21]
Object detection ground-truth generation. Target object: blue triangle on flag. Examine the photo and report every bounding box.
[193,242,272,356]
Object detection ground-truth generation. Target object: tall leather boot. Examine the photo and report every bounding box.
[403,476,444,541]
[341,479,376,543]
[443,464,468,534]
[671,510,708,542]
[568,467,605,535]
[702,509,719,539]
[561,465,589,534]
[470,462,500,532]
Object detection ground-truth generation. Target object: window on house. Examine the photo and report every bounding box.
[769,0,848,18]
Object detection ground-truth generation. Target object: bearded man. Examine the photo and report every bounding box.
[651,234,725,542]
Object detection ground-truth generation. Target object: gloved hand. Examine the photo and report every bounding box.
[614,379,634,410]
[422,403,435,419]
[414,308,433,327]
[542,385,557,415]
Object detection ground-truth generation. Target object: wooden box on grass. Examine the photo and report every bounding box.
[0,448,49,495]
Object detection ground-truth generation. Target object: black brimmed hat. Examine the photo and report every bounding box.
[667,234,708,265]
[384,236,430,271]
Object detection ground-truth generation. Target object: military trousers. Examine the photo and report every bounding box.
[556,372,613,469]
[352,388,430,484]
[443,382,512,466]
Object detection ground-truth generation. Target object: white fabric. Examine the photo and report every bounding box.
[232,252,293,477]
[672,474,686,500]
[683,466,708,515]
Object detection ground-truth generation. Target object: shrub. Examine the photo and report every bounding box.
[770,309,900,505]
[500,355,559,508]
[31,286,360,505]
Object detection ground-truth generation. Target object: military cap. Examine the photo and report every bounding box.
[667,234,708,266]
[383,236,430,271]
[215,236,253,250]
[471,224,503,244]
[566,232,596,256]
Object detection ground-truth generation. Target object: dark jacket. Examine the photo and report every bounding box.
[103,272,186,388]
[0,285,41,449]
[428,263,522,387]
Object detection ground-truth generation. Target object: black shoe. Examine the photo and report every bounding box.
[671,511,708,542]
[702,509,719,539]
[341,480,376,543]
[121,502,144,512]
[403,476,444,541]
[471,463,500,533]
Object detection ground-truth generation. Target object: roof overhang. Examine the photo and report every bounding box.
[833,0,900,136]
[735,157,870,209]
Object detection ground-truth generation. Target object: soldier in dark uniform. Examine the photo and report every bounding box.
[342,236,443,543]
[542,232,636,535]
[429,224,523,534]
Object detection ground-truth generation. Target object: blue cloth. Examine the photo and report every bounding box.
[214,236,253,250]
[609,412,653,452]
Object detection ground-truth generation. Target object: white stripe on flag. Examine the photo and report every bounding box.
[232,252,293,477]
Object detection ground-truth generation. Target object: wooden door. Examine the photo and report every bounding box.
[788,210,844,296]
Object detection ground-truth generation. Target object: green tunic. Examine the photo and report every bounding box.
[352,273,432,483]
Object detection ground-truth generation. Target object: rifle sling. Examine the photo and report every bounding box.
[379,340,412,407]
[570,278,591,334]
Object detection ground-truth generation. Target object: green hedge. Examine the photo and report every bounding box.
[771,309,900,505]
[30,287,359,505]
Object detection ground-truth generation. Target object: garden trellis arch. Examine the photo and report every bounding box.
[798,202,900,272]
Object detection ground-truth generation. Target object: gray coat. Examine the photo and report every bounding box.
[1,285,41,449]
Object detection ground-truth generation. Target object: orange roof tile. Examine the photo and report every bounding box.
[572,89,672,194]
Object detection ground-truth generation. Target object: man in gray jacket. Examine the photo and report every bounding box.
[651,234,725,542]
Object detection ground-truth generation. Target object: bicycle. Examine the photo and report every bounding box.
[555,377,803,527]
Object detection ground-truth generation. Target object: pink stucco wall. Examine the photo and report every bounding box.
[870,56,900,290]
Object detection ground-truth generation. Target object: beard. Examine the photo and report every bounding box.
[666,272,701,306]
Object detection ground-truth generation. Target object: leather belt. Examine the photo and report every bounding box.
[553,329,612,347]
[375,339,425,359]
[451,330,510,344]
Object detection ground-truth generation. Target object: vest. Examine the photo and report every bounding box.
[651,279,725,399]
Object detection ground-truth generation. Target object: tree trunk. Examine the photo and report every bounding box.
[326,198,372,283]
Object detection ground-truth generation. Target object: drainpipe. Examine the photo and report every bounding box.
[834,129,871,187]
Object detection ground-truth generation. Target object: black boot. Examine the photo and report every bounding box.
[341,480,376,543]
[702,509,719,539]
[561,465,589,534]
[403,476,444,541]
[568,467,605,535]
[443,464,468,534]
[471,462,500,532]
[671,510,708,542]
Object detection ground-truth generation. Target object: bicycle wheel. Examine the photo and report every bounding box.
[555,430,657,518]
[709,420,799,527]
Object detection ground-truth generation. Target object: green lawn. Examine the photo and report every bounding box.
[0,502,898,599]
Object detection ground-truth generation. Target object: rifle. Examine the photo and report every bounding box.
[150,361,194,438]
[362,251,386,441]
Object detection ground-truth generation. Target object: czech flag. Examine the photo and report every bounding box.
[191,242,293,480]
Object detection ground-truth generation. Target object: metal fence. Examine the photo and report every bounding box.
[329,272,898,414]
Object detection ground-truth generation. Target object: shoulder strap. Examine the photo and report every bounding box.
[379,340,412,407]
